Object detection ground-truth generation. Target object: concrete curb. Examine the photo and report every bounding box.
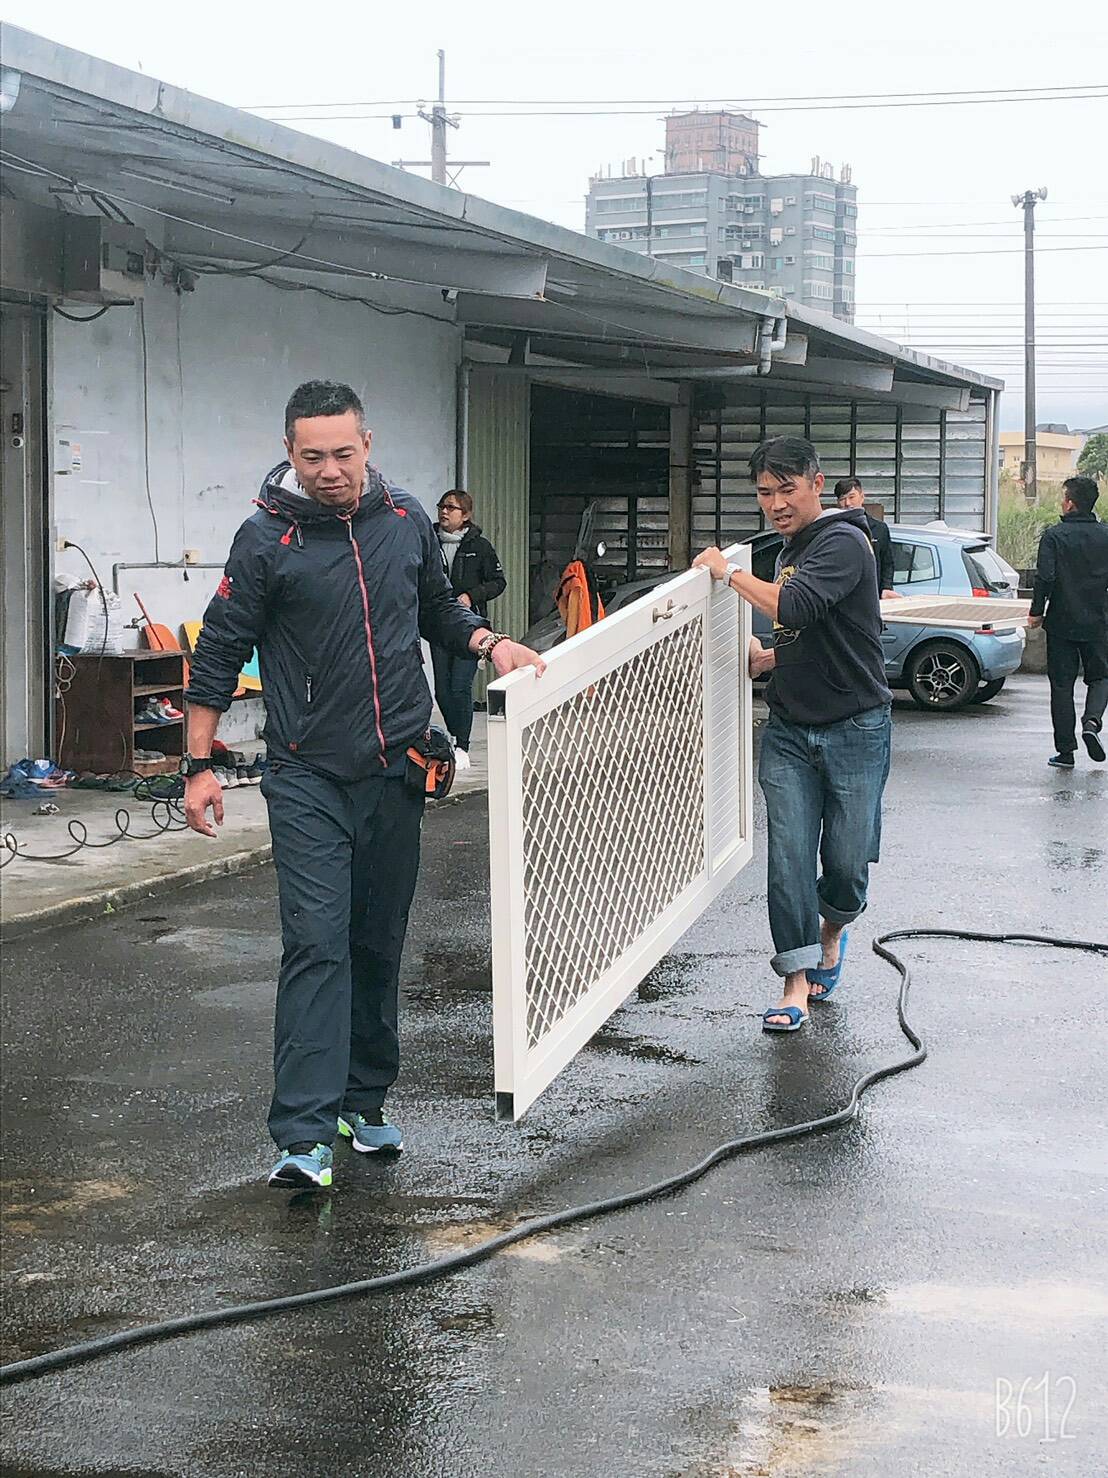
[0,843,276,942]
[0,786,486,942]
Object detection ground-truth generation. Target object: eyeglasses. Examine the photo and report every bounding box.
[439,503,464,513]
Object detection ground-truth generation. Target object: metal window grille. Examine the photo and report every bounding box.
[488,551,753,1119]
[694,392,988,542]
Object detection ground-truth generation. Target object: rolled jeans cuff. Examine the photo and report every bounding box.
[818,892,867,927]
[770,943,823,979]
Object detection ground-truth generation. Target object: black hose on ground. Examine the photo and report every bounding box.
[2,928,1104,1387]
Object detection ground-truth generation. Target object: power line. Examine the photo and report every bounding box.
[862,215,1108,231]
[255,91,1107,122]
[857,244,1108,258]
[245,81,1107,110]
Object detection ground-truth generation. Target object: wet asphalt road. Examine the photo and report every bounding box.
[1,674,1105,1478]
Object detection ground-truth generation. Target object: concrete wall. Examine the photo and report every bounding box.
[50,275,461,640]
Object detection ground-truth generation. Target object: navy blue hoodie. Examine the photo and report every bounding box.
[768,508,892,725]
[185,464,488,781]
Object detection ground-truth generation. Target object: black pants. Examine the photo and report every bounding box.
[430,643,478,750]
[1045,631,1108,754]
[261,761,424,1149]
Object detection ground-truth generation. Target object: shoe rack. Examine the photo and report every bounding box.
[56,651,186,776]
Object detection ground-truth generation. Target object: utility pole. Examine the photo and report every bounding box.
[1012,186,1047,503]
[394,51,488,189]
[429,50,447,185]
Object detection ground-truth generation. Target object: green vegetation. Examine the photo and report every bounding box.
[1078,433,1108,479]
[997,471,1108,571]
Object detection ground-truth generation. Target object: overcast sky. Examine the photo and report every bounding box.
[3,0,1105,431]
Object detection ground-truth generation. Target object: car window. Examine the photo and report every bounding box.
[750,540,782,582]
[891,541,938,585]
[963,546,1010,590]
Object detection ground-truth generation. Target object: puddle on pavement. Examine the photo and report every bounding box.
[404,948,492,1007]
[435,1307,496,1333]
[143,927,278,961]
[684,1380,1001,1476]
[883,1278,1108,1326]
[586,1030,701,1067]
[1043,840,1103,872]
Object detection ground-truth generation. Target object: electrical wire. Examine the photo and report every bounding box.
[0,927,1102,1386]
[135,302,161,563]
[0,800,187,869]
[52,305,116,323]
[252,90,1108,121]
[245,82,1108,110]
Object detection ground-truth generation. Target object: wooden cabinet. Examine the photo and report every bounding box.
[56,651,185,776]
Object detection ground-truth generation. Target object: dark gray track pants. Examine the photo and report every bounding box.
[261,761,424,1149]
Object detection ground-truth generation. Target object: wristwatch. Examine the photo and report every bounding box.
[179,753,215,778]
[723,562,741,586]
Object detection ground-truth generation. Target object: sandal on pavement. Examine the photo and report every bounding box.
[762,1005,808,1033]
[808,928,849,1003]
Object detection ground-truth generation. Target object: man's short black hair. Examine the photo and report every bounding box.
[284,380,365,440]
[1063,475,1099,515]
[834,475,863,499]
[749,436,821,484]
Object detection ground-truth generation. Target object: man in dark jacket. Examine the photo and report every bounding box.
[432,490,506,768]
[834,475,895,596]
[183,381,544,1190]
[695,436,892,1035]
[1029,475,1108,767]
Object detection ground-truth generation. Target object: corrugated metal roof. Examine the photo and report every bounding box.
[0,23,1002,398]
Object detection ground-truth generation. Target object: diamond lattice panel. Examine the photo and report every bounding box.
[520,619,705,1048]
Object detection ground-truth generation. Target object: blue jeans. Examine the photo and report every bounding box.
[757,705,892,978]
[430,644,478,750]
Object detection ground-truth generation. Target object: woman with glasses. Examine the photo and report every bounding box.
[432,491,507,768]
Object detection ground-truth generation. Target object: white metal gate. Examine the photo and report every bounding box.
[487,547,753,1119]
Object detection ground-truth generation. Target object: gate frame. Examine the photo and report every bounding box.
[487,547,753,1120]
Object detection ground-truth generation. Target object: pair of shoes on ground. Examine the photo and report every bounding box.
[762,930,850,1034]
[1050,720,1105,768]
[268,1109,403,1189]
[212,754,265,789]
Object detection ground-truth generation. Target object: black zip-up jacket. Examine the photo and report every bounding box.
[185,464,489,781]
[864,512,895,594]
[1030,511,1108,640]
[769,508,893,726]
[435,521,506,617]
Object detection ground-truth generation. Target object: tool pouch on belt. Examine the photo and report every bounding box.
[405,725,456,800]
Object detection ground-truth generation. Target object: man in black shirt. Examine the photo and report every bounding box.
[834,476,895,596]
[694,437,892,1035]
[1029,475,1108,767]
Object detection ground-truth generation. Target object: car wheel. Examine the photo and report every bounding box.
[906,640,981,711]
[971,678,1007,704]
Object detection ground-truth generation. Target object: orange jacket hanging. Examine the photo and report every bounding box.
[555,560,606,638]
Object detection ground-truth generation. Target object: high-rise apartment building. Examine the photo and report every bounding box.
[586,111,858,322]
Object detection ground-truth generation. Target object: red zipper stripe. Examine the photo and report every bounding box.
[344,519,389,768]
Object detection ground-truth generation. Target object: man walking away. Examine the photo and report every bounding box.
[183,381,543,1190]
[834,476,895,597]
[431,490,506,770]
[1029,475,1108,767]
[694,437,893,1034]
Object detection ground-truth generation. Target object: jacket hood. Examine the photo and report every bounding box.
[255,461,393,525]
[784,506,871,554]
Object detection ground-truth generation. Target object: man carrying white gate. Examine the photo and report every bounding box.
[694,436,893,1034]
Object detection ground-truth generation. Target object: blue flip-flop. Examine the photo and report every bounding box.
[762,1005,808,1033]
[807,928,849,1003]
